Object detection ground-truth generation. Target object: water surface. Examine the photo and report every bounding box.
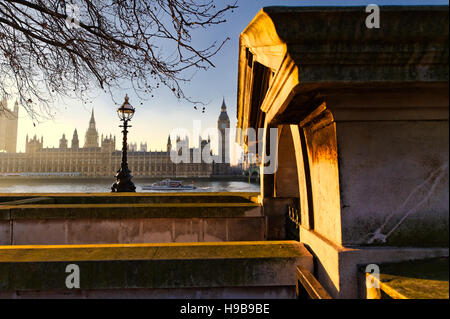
[0,177,260,193]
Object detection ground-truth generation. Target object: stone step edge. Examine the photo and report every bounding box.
[0,241,304,262]
[0,241,313,291]
[0,203,262,220]
[0,192,260,198]
[0,203,260,209]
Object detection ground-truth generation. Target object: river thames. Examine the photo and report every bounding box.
[0,177,260,193]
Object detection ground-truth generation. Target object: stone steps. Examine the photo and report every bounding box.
[0,241,313,298]
[0,194,266,245]
[0,193,305,299]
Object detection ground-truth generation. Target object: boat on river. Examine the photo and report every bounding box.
[141,179,196,191]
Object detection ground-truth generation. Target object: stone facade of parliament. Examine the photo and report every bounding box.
[0,100,232,177]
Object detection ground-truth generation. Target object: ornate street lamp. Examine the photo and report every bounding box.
[111,94,136,192]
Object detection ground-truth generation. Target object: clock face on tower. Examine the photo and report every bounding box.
[221,123,227,130]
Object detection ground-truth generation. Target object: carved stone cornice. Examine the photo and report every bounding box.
[236,6,449,145]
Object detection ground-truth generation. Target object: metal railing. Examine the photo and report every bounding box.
[296,266,332,299]
[286,204,300,241]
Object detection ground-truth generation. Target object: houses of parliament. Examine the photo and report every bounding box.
[0,98,232,177]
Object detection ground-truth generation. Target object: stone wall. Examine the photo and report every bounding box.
[0,241,313,299]
[330,88,449,247]
[0,193,265,245]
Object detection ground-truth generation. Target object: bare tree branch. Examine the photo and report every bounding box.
[0,0,237,121]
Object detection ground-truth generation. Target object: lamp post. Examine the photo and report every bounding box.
[111,94,136,193]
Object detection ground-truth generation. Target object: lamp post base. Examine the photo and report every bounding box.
[111,167,136,193]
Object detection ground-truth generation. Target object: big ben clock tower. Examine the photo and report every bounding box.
[217,98,230,167]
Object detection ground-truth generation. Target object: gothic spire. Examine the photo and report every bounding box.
[218,97,230,122]
[72,129,79,149]
[221,97,227,112]
[85,108,99,148]
[90,108,96,125]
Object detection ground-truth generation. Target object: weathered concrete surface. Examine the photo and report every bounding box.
[0,192,266,244]
[275,125,300,198]
[0,286,296,299]
[0,193,265,244]
[237,6,449,247]
[236,6,449,299]
[262,197,296,240]
[300,227,449,299]
[236,6,449,143]
[2,203,260,219]
[0,241,313,298]
[337,119,449,246]
[301,105,343,245]
[6,216,266,245]
[0,221,9,245]
[364,257,449,299]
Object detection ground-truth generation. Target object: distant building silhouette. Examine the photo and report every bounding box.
[0,100,237,177]
[71,129,79,149]
[59,134,68,149]
[213,98,231,175]
[129,142,138,152]
[84,109,99,148]
[0,98,19,153]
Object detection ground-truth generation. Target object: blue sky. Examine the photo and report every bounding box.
[9,0,449,157]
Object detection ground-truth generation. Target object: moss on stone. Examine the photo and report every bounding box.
[0,241,310,291]
[0,193,260,205]
[379,257,449,299]
[8,203,260,220]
